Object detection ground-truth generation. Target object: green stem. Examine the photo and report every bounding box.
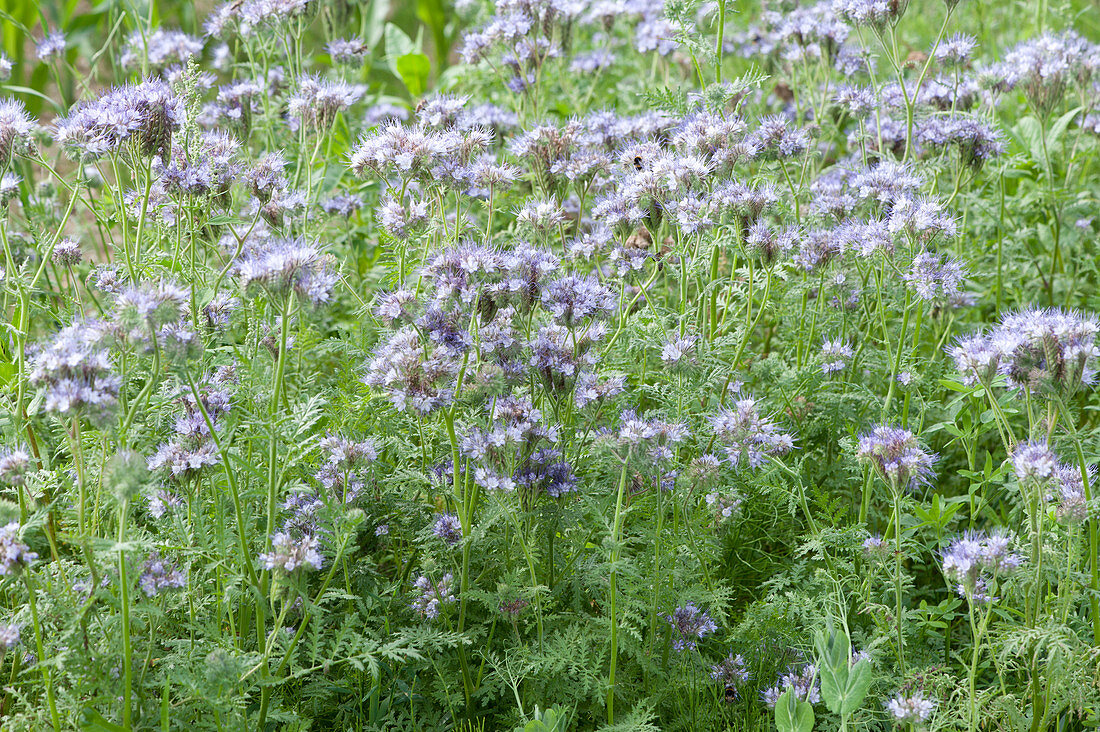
[119,498,133,730]
[607,453,632,724]
[892,481,906,675]
[24,573,61,730]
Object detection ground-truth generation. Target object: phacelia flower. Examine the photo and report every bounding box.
[0,448,31,486]
[0,99,36,166]
[259,532,324,575]
[411,573,456,618]
[711,652,750,701]
[432,514,463,546]
[886,693,936,724]
[0,522,37,575]
[235,236,337,305]
[28,323,120,424]
[0,623,19,649]
[820,337,853,374]
[139,552,187,596]
[941,530,1024,601]
[950,308,1100,394]
[856,425,937,490]
[35,31,68,61]
[762,664,821,708]
[54,80,183,163]
[664,603,717,651]
[1011,441,1058,482]
[710,398,795,470]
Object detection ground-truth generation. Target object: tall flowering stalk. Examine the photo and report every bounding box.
[857,424,937,674]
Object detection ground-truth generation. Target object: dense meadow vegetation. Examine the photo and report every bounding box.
[0,0,1099,728]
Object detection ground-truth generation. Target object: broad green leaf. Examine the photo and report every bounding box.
[840,660,873,716]
[815,628,849,716]
[775,688,815,732]
[1047,106,1082,147]
[80,708,127,732]
[384,23,417,70]
[365,0,393,48]
[395,52,431,97]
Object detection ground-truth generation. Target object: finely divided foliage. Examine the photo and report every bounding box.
[0,0,1098,729]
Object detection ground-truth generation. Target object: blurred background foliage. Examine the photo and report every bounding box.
[0,0,459,116]
[2,0,1099,119]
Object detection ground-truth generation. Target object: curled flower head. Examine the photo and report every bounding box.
[951,308,1100,395]
[941,529,1024,601]
[0,522,37,575]
[886,692,935,725]
[664,603,717,651]
[235,236,337,305]
[259,531,323,575]
[856,425,936,490]
[411,573,456,618]
[710,397,795,470]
